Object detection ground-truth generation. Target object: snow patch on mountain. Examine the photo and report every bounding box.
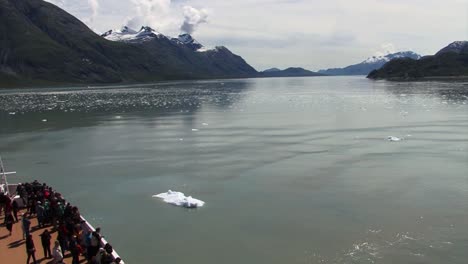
[102,26,164,42]
[171,33,205,51]
[102,26,213,52]
[362,51,421,64]
[318,51,422,76]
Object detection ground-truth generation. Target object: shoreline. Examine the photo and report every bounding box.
[368,75,468,82]
[0,75,337,90]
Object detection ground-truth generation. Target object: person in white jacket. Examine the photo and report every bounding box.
[52,240,64,264]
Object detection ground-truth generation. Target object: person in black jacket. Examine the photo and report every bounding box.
[69,235,81,264]
[12,199,19,222]
[5,212,14,236]
[22,213,31,239]
[40,229,52,259]
[26,234,37,264]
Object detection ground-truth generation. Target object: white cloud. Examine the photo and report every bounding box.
[126,0,173,31]
[180,6,209,34]
[374,43,397,57]
[87,0,99,23]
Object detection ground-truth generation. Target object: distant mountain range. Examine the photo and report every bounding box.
[318,51,422,76]
[2,0,466,87]
[260,67,325,77]
[367,41,468,80]
[0,0,257,88]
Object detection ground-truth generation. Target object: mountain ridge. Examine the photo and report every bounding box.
[259,67,325,78]
[367,41,468,80]
[319,51,421,76]
[0,0,257,88]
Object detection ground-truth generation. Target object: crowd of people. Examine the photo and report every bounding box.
[1,181,122,264]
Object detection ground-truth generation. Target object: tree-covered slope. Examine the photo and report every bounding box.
[0,0,257,87]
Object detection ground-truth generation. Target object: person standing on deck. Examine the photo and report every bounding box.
[0,193,5,216]
[5,212,14,236]
[28,194,36,215]
[22,213,31,239]
[0,192,12,217]
[40,229,52,259]
[69,235,82,264]
[88,227,102,260]
[36,201,45,228]
[12,199,19,222]
[26,234,38,264]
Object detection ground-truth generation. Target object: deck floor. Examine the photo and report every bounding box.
[0,209,87,264]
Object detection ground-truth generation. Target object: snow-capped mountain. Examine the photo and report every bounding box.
[171,33,205,51]
[368,41,468,80]
[100,25,256,77]
[1,0,258,87]
[318,51,422,76]
[101,26,165,42]
[436,41,468,55]
[362,51,421,64]
[102,26,209,52]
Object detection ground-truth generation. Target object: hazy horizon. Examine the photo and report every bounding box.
[45,0,468,71]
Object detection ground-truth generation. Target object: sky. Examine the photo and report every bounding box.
[45,0,468,71]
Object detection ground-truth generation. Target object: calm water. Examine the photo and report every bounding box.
[1,77,467,264]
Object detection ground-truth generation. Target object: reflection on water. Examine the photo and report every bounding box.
[0,77,467,264]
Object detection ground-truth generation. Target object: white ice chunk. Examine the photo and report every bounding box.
[153,190,205,208]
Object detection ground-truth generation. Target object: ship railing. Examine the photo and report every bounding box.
[79,215,125,264]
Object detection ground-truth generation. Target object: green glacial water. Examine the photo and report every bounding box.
[0,76,467,263]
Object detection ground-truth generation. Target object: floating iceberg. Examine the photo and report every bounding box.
[387,136,402,142]
[153,190,205,208]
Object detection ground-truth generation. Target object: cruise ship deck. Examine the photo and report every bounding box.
[0,209,87,264]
